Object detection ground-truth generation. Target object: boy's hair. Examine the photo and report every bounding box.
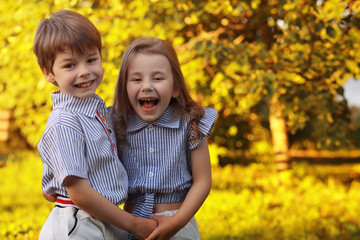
[112,37,204,147]
[33,9,102,74]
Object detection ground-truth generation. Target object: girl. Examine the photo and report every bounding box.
[112,37,217,240]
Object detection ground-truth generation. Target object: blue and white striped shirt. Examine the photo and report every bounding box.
[120,104,217,218]
[38,92,128,205]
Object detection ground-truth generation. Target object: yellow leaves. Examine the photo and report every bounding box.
[225,61,249,76]
[172,36,184,45]
[293,74,305,84]
[208,143,227,166]
[350,1,360,14]
[283,2,297,11]
[184,14,199,25]
[278,71,305,85]
[227,125,238,136]
[322,0,347,21]
[345,59,360,75]
[326,112,334,124]
[251,0,261,9]
[210,72,228,97]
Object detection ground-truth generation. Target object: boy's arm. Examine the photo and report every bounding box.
[146,138,211,240]
[65,176,157,239]
[42,191,57,202]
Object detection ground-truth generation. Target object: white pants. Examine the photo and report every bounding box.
[39,207,127,240]
[153,210,201,240]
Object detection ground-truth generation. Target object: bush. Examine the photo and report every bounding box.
[1,152,360,239]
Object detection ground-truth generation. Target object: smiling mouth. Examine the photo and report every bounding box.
[75,80,94,88]
[139,98,158,112]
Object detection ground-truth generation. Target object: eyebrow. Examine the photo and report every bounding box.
[128,70,167,76]
[57,51,99,63]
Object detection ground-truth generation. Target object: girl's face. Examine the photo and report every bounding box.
[126,52,178,123]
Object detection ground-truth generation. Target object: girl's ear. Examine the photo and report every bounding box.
[41,67,56,84]
[172,87,179,98]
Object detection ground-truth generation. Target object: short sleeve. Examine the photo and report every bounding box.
[39,124,88,186]
[189,108,217,150]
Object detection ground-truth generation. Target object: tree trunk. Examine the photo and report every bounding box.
[269,96,290,172]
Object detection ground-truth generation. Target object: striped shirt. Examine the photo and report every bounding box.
[38,92,128,205]
[120,104,217,218]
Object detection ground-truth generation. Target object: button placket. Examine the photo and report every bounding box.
[146,124,155,183]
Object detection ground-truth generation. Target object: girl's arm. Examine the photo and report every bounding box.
[65,176,157,239]
[146,138,211,240]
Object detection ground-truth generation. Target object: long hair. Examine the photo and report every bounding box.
[112,37,204,147]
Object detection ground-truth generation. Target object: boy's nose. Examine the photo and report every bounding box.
[78,64,90,78]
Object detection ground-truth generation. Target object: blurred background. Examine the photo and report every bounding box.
[1,0,360,239]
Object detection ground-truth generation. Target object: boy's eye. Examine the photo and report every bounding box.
[88,58,97,63]
[63,63,75,68]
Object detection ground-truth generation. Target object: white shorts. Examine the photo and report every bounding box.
[39,207,127,240]
[153,210,201,240]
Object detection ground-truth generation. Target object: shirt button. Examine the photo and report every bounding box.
[149,125,154,130]
[149,147,154,153]
[149,172,154,178]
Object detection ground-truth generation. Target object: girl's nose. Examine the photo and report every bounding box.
[141,78,153,92]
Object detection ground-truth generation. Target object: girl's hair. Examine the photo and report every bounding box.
[33,9,102,74]
[112,37,204,147]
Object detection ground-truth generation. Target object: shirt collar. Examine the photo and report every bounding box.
[127,104,181,132]
[51,91,106,118]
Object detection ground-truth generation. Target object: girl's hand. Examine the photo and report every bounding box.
[42,192,57,202]
[133,217,158,240]
[145,215,180,240]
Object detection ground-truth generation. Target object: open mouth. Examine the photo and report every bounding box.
[139,97,159,112]
[75,80,94,88]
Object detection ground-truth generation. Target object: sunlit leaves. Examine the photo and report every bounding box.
[1,0,360,158]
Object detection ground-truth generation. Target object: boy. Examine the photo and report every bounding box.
[33,9,157,239]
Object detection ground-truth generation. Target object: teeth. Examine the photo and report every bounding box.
[140,98,157,102]
[77,81,92,87]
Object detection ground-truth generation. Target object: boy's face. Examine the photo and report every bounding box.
[42,48,103,99]
[126,52,179,123]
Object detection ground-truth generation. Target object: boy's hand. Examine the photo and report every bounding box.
[133,217,158,239]
[42,192,57,202]
[145,215,180,240]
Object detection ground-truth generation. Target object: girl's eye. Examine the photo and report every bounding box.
[130,78,141,82]
[88,58,97,63]
[154,77,163,81]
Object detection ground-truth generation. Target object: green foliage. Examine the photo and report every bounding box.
[2,152,360,239]
[1,0,360,161]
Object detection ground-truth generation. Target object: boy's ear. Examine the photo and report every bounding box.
[41,67,56,84]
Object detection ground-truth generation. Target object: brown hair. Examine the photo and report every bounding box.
[112,37,204,146]
[33,9,102,74]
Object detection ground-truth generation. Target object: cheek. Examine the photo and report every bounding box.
[126,84,136,99]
